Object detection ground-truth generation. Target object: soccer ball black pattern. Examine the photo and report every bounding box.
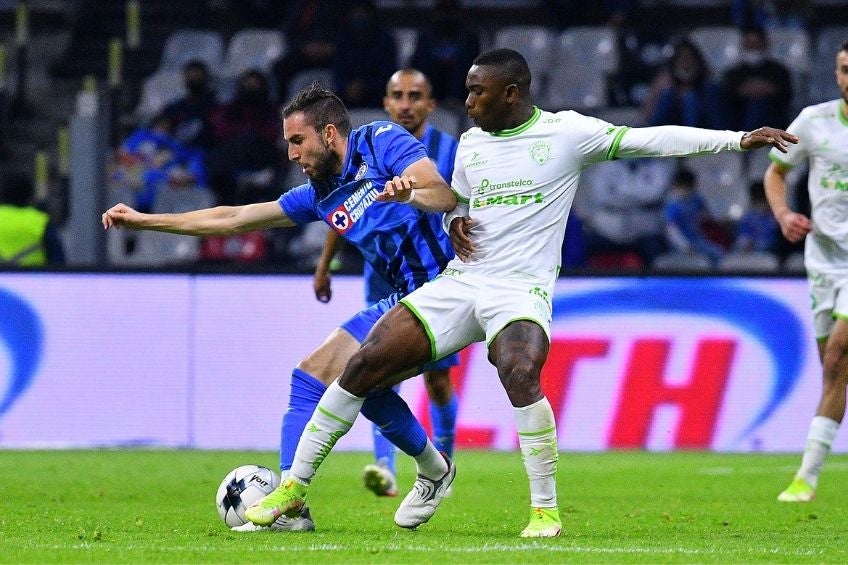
[215,464,280,527]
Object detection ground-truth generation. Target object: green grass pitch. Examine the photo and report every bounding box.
[2,449,847,563]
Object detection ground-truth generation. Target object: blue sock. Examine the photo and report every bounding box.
[361,388,427,459]
[280,368,327,473]
[429,393,458,458]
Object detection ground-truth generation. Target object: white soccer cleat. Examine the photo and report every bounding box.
[231,506,315,532]
[362,464,399,497]
[394,454,456,528]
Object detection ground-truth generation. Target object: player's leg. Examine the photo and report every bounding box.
[422,355,459,458]
[779,277,848,502]
[246,303,438,526]
[488,320,561,538]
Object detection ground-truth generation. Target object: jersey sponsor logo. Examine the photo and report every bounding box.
[374,124,393,137]
[471,177,534,196]
[466,151,489,169]
[0,287,43,419]
[327,180,380,233]
[472,193,544,208]
[529,140,552,164]
[328,206,353,234]
[354,162,368,181]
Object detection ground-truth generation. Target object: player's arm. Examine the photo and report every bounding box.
[375,156,457,212]
[313,229,344,303]
[763,161,810,243]
[101,200,294,235]
[611,125,797,159]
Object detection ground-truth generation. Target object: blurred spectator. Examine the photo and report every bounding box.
[722,25,792,132]
[160,60,218,151]
[208,69,281,205]
[271,0,341,100]
[644,39,725,129]
[581,158,672,267]
[732,0,813,31]
[544,0,638,29]
[664,168,725,264]
[733,181,781,253]
[109,114,209,213]
[334,1,398,108]
[410,0,481,106]
[0,172,64,266]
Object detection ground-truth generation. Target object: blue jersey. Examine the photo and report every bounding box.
[363,123,459,304]
[279,121,453,295]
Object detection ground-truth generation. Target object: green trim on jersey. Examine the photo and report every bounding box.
[840,100,848,127]
[605,126,630,160]
[768,152,794,169]
[490,106,541,137]
[399,298,438,361]
[316,405,354,427]
[451,187,469,204]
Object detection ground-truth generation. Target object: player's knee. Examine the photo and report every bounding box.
[338,347,388,396]
[496,353,542,394]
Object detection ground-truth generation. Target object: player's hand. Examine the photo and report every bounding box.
[376,175,416,203]
[313,269,332,303]
[449,216,475,262]
[776,209,811,243]
[102,203,143,230]
[740,127,798,153]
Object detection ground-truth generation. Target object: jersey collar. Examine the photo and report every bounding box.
[489,106,541,137]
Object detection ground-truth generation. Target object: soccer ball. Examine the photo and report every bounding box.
[215,464,280,527]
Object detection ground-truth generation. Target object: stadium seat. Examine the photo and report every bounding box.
[651,251,713,272]
[717,251,780,273]
[393,27,419,68]
[222,29,286,78]
[545,27,617,111]
[134,70,184,121]
[682,152,747,220]
[286,68,334,102]
[688,27,741,75]
[139,186,216,265]
[493,25,555,99]
[159,29,225,74]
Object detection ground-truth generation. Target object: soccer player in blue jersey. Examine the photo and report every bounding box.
[313,69,460,498]
[101,83,459,531]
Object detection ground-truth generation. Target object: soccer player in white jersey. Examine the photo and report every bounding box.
[767,40,848,503]
[246,48,796,537]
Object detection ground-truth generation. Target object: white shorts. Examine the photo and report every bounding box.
[399,270,553,360]
[808,269,848,339]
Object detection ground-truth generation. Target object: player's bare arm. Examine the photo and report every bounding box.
[764,161,811,243]
[740,127,798,152]
[101,200,294,235]
[313,229,344,303]
[375,156,457,212]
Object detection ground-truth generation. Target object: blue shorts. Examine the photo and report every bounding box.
[341,292,460,372]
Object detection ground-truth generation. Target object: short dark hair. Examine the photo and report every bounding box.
[673,168,696,188]
[472,48,532,95]
[840,40,848,55]
[0,172,35,207]
[283,82,352,136]
[183,59,208,74]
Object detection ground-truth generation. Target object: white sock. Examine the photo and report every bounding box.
[798,416,839,488]
[414,439,448,479]
[514,397,559,508]
[289,381,364,485]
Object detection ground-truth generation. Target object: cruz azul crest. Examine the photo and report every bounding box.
[529,140,551,165]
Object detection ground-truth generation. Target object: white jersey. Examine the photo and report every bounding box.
[445,107,743,283]
[769,99,848,274]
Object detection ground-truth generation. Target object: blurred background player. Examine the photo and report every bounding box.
[766,40,848,503]
[313,69,460,497]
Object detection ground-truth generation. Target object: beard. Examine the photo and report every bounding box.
[306,143,342,183]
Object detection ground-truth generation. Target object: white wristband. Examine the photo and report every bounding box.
[400,189,416,204]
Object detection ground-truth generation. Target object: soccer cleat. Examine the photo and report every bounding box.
[519,507,562,538]
[362,464,398,497]
[777,476,816,502]
[231,506,315,532]
[245,478,308,526]
[394,454,456,529]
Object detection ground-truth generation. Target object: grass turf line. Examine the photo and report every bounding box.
[1,450,846,563]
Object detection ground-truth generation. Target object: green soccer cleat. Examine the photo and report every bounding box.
[245,478,308,526]
[519,507,562,538]
[362,464,398,497]
[777,476,815,502]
